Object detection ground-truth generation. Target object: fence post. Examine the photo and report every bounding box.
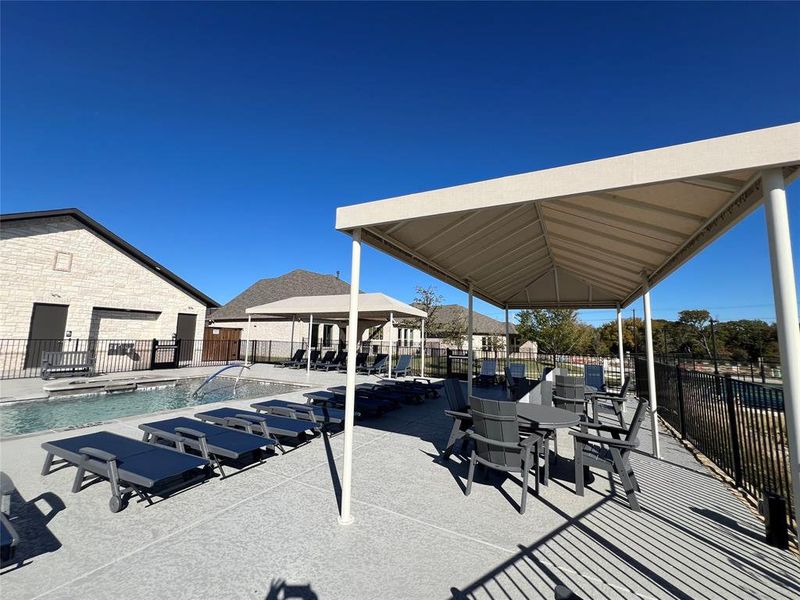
[150,339,158,369]
[724,374,744,488]
[268,340,272,363]
[676,364,687,439]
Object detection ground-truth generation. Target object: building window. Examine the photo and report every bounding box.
[323,324,333,347]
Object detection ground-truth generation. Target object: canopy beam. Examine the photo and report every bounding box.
[467,282,474,399]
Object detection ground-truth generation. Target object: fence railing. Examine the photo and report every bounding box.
[2,337,636,386]
[636,357,793,531]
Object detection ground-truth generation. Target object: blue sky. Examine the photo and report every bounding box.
[2,2,799,327]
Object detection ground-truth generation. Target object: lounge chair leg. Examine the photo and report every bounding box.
[465,450,477,497]
[574,439,584,497]
[71,466,86,493]
[141,431,150,443]
[520,457,530,515]
[442,420,462,459]
[613,449,640,511]
[41,452,54,476]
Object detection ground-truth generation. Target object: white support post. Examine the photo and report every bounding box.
[306,314,313,375]
[290,318,295,358]
[340,228,361,525]
[762,168,800,542]
[504,305,510,366]
[616,303,625,390]
[642,278,661,459]
[388,312,394,378]
[420,318,426,377]
[467,282,474,399]
[244,315,252,365]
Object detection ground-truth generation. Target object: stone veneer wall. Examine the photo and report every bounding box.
[0,216,209,374]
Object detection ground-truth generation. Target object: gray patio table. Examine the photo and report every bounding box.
[515,404,580,430]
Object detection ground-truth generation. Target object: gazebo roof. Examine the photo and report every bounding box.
[335,123,800,308]
[245,292,427,323]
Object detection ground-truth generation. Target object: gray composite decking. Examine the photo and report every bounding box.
[0,365,798,599]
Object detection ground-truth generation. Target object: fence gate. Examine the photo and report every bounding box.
[150,339,180,370]
[446,349,469,380]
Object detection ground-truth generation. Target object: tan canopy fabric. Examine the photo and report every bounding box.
[246,292,427,323]
[335,123,800,308]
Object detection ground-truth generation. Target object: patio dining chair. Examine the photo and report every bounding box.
[442,378,471,459]
[553,375,590,421]
[571,396,648,511]
[464,396,543,514]
[590,375,631,427]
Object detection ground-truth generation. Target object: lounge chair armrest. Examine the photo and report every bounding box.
[581,421,627,435]
[444,409,471,419]
[568,431,639,448]
[79,447,117,463]
[174,427,207,440]
[464,430,525,450]
[413,377,432,385]
[226,416,257,429]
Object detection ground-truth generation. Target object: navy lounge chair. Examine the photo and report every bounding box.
[41,431,209,512]
[289,350,319,369]
[0,472,19,562]
[312,350,336,369]
[304,389,390,417]
[139,417,275,476]
[317,351,346,371]
[358,354,388,375]
[194,407,319,451]
[474,360,498,387]
[250,399,346,425]
[392,354,413,377]
[339,352,368,372]
[281,349,305,368]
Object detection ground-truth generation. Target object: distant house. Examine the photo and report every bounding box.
[0,208,218,370]
[208,269,422,347]
[427,304,536,353]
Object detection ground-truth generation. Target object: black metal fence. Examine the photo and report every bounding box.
[3,337,635,387]
[636,357,793,530]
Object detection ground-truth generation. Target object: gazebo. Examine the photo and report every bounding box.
[333,123,800,534]
[244,293,427,376]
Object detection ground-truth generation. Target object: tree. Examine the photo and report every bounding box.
[678,309,714,358]
[441,313,467,350]
[411,285,443,333]
[515,309,586,356]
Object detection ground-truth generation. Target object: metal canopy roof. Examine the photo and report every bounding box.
[335,123,800,309]
[245,292,427,322]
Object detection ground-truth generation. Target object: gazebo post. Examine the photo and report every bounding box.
[616,303,625,404]
[306,314,313,375]
[420,318,425,377]
[762,168,800,542]
[467,282,474,398]
[290,317,295,360]
[642,278,661,459]
[388,312,393,378]
[504,305,510,367]
[340,228,361,525]
[244,314,252,365]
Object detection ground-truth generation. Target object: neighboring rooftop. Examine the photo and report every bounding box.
[209,269,351,321]
[429,304,516,336]
[0,208,219,308]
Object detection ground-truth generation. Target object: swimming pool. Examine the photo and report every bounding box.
[0,377,301,437]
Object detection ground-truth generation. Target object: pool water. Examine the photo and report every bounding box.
[0,377,301,437]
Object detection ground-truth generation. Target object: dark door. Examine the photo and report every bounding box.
[25,303,69,369]
[176,313,197,361]
[311,323,320,349]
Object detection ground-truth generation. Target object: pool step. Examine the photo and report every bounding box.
[104,382,138,393]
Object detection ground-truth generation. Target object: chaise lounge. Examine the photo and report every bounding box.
[41,431,210,512]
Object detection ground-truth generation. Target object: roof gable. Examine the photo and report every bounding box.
[211,269,351,321]
[0,208,219,307]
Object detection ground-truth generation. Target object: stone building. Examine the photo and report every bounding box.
[0,209,218,372]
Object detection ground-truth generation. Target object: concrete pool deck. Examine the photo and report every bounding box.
[0,365,798,599]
